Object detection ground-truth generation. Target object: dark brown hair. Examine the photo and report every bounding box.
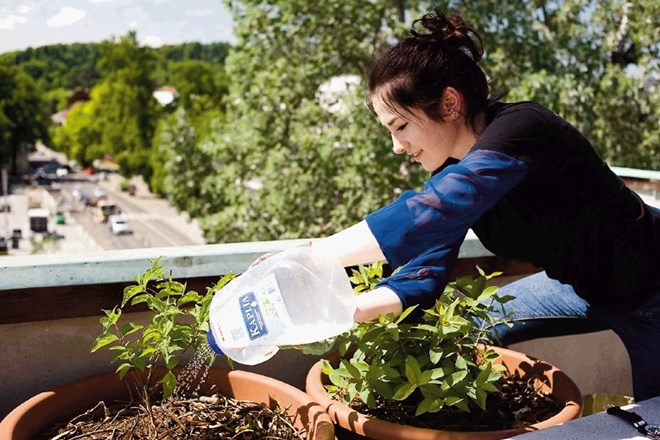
[368,9,490,132]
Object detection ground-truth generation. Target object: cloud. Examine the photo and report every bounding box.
[89,0,114,3]
[17,5,33,14]
[0,15,27,30]
[47,7,87,28]
[185,9,213,18]
[141,35,162,48]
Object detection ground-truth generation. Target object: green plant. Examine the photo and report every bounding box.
[91,257,235,398]
[348,260,385,293]
[323,264,514,417]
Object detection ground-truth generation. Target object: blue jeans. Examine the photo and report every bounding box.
[486,270,660,402]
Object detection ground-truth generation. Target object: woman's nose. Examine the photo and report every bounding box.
[392,134,407,155]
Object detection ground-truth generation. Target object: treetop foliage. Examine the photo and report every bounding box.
[2,1,657,247]
[191,0,658,244]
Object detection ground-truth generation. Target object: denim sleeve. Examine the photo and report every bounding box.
[364,149,528,311]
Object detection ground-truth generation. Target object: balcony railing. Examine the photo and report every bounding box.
[1,166,658,420]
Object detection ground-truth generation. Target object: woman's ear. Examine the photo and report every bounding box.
[440,87,462,119]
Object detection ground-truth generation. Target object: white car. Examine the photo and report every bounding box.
[108,215,132,235]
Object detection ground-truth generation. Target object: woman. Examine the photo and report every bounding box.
[277,10,659,401]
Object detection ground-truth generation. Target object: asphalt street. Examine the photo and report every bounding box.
[1,172,205,257]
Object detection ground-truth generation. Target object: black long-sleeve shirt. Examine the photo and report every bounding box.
[366,101,660,312]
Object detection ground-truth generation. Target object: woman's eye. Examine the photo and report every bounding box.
[396,123,408,132]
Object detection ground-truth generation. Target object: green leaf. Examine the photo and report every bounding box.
[122,285,144,307]
[419,370,433,385]
[328,370,348,388]
[429,347,444,364]
[320,359,334,376]
[130,294,149,306]
[120,322,143,337]
[99,307,121,329]
[455,355,468,371]
[395,305,418,323]
[430,367,448,380]
[470,276,487,299]
[455,275,473,288]
[474,388,488,410]
[370,380,393,400]
[115,363,132,379]
[359,388,376,408]
[414,324,438,333]
[91,333,119,352]
[445,370,468,388]
[341,359,362,380]
[381,364,400,380]
[444,396,465,408]
[497,294,517,303]
[177,292,201,306]
[159,370,177,399]
[404,355,422,385]
[415,397,434,416]
[392,382,417,401]
[476,362,492,385]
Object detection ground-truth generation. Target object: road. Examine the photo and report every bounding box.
[55,173,205,250]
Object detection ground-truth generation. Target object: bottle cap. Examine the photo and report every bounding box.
[206,330,224,356]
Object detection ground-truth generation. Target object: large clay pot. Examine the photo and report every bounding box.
[306,346,582,440]
[1,367,335,440]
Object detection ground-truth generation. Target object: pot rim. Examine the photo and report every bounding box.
[305,345,582,440]
[1,366,335,440]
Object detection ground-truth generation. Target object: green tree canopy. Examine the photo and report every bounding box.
[192,0,657,244]
[0,65,49,174]
[53,32,162,178]
[198,1,429,243]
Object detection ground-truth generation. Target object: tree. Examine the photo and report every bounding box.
[199,1,434,243]
[56,32,162,178]
[194,0,657,243]
[0,65,49,175]
[148,59,230,198]
[168,60,229,116]
[100,33,161,177]
[488,0,659,169]
[150,108,215,215]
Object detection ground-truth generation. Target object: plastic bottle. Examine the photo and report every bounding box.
[206,246,357,365]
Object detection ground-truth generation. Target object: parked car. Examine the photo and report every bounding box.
[96,200,119,223]
[108,215,132,235]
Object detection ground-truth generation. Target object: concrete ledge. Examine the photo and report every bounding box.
[0,231,497,290]
[0,239,310,290]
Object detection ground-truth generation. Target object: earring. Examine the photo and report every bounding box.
[451,111,456,118]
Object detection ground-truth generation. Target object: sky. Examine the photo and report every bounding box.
[0,0,235,54]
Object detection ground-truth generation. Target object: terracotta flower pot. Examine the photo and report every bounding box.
[306,346,582,440]
[1,367,335,440]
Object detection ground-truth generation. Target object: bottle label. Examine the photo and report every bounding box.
[214,273,292,348]
[240,291,267,340]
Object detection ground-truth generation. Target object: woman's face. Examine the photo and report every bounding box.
[371,93,465,172]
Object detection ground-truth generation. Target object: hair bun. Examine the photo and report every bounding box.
[410,9,483,62]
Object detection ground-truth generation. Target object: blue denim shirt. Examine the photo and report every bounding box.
[365,149,528,311]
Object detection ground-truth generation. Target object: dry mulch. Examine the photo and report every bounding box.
[39,393,306,440]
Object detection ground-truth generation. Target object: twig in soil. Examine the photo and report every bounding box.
[67,401,108,425]
[66,428,118,440]
[49,429,76,440]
